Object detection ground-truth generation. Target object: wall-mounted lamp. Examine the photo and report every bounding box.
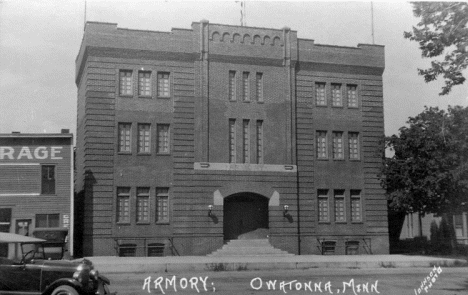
[283,205,289,217]
[208,205,213,217]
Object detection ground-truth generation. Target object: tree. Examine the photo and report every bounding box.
[381,106,468,214]
[404,2,468,95]
[381,106,468,251]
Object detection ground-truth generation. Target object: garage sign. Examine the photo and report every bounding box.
[0,146,63,160]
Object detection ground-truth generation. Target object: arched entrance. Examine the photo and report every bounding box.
[223,192,269,240]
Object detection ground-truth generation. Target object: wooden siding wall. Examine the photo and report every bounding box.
[0,138,72,229]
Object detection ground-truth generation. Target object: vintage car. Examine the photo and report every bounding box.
[0,232,115,295]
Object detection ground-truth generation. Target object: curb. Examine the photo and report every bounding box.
[88,256,468,274]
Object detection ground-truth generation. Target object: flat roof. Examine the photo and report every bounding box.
[0,133,73,139]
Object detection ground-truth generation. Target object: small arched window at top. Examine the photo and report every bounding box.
[222,32,231,42]
[253,35,262,45]
[273,36,281,46]
[212,32,221,42]
[243,34,251,44]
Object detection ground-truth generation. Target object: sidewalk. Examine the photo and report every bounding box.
[86,255,468,274]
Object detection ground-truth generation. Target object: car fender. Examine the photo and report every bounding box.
[42,278,84,295]
[99,274,110,285]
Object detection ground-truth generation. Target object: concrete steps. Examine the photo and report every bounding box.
[208,239,294,257]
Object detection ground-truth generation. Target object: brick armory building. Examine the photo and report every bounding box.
[0,132,74,257]
[75,21,387,256]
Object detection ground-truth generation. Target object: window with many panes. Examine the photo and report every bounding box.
[332,132,344,159]
[229,119,236,163]
[36,214,59,228]
[116,187,130,223]
[118,123,132,153]
[316,131,328,159]
[41,165,55,194]
[256,120,263,164]
[334,190,346,222]
[348,132,360,160]
[347,85,358,108]
[318,190,329,222]
[229,71,236,101]
[138,71,151,97]
[350,190,362,222]
[243,120,250,163]
[137,124,151,153]
[242,72,250,101]
[331,83,342,106]
[157,124,170,154]
[119,70,133,96]
[256,73,263,102]
[156,188,169,222]
[315,82,326,106]
[136,187,150,223]
[157,72,170,97]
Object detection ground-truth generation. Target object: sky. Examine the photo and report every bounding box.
[0,0,467,140]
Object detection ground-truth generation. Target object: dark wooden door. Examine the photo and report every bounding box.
[224,193,268,240]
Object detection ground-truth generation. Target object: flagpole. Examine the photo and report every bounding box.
[371,2,375,44]
[84,0,87,30]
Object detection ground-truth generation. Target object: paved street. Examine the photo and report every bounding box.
[106,267,468,295]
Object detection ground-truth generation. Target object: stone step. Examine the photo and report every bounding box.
[208,239,293,257]
[226,239,272,245]
[215,247,286,253]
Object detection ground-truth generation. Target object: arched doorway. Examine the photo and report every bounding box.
[223,192,269,240]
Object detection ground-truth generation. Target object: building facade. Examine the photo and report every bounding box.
[400,212,468,245]
[0,131,74,257]
[75,21,388,256]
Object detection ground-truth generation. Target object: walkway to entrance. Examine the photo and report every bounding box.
[223,193,269,240]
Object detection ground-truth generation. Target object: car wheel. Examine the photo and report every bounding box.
[51,285,79,295]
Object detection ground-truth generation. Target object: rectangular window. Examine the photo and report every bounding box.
[350,190,362,222]
[156,188,169,222]
[36,214,59,228]
[138,71,151,96]
[256,73,263,102]
[119,70,133,96]
[116,187,130,223]
[347,85,358,108]
[137,124,151,153]
[332,131,344,159]
[348,132,360,160]
[157,72,170,97]
[229,119,236,163]
[315,82,326,106]
[242,72,250,101]
[331,83,342,106]
[229,71,236,101]
[334,190,346,222]
[118,123,132,153]
[41,165,55,194]
[318,190,329,222]
[316,131,328,159]
[136,187,150,223]
[243,120,250,163]
[256,120,263,164]
[157,124,170,154]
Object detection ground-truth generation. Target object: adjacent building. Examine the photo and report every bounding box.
[400,212,468,245]
[75,21,388,256]
[0,131,74,257]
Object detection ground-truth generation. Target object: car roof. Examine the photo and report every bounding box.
[0,232,46,243]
